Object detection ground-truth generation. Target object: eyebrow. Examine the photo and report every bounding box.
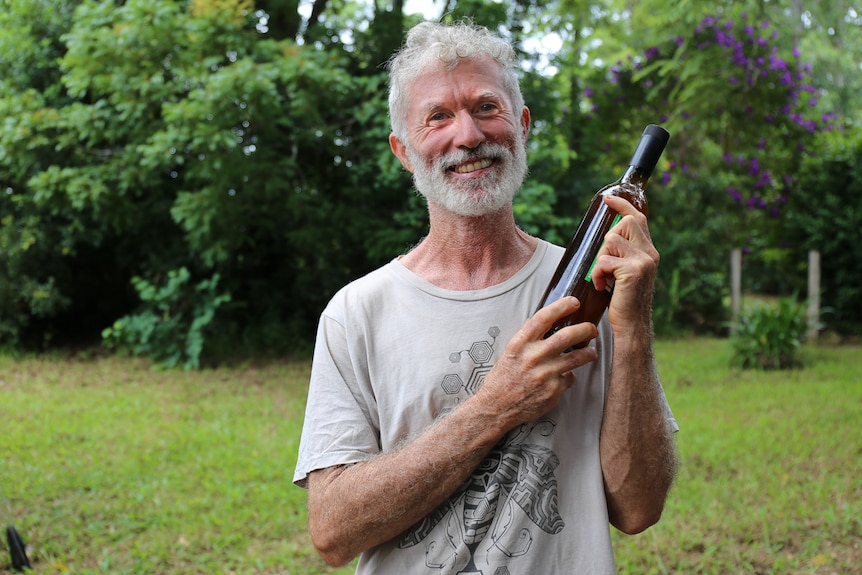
[419,91,504,116]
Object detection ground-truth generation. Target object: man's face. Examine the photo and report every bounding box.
[391,56,530,217]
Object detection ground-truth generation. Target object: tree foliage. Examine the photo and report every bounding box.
[1,0,860,363]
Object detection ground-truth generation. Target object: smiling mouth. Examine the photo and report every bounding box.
[450,158,494,174]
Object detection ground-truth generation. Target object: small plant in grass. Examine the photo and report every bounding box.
[729,297,809,369]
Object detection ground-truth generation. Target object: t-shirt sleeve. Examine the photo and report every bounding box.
[292,312,381,488]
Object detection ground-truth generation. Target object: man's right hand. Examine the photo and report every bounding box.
[474,296,599,429]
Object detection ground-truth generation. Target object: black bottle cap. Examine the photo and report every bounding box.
[629,124,670,176]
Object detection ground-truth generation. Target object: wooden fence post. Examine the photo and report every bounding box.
[730,249,742,333]
[807,250,821,341]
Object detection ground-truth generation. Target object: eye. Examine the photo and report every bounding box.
[477,102,499,114]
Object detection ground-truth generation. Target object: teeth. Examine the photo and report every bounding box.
[453,158,493,173]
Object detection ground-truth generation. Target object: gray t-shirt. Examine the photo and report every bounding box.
[294,240,674,574]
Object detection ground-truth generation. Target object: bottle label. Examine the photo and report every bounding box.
[584,213,622,287]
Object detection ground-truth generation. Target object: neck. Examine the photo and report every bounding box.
[400,203,538,290]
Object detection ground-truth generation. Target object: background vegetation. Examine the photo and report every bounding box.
[1,339,860,574]
[2,0,861,367]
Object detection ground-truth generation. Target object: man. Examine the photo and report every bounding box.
[293,20,678,574]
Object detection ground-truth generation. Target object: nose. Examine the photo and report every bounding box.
[452,110,486,149]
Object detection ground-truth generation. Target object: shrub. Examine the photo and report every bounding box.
[102,267,231,369]
[729,297,809,370]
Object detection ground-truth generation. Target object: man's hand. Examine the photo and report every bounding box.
[476,295,599,428]
[589,194,660,338]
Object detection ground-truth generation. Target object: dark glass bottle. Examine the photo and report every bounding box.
[537,124,670,345]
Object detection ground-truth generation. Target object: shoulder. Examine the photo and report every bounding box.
[322,261,402,323]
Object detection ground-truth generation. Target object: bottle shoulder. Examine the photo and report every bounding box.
[595,181,648,213]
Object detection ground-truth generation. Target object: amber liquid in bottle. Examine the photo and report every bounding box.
[537,124,670,347]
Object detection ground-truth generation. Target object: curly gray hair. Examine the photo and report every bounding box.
[386,21,525,143]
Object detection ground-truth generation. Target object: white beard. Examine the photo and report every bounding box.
[407,133,528,217]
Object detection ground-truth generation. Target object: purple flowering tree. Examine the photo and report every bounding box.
[585,13,835,238]
[563,10,840,332]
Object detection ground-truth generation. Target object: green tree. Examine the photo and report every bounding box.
[787,128,862,334]
[2,0,861,359]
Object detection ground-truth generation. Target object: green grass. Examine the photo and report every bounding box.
[0,355,343,575]
[612,339,862,574]
[1,340,859,574]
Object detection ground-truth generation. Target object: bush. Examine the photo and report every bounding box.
[102,267,230,369]
[729,297,809,370]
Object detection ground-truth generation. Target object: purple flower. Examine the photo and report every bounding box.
[754,171,773,189]
[675,36,684,46]
[661,172,672,185]
[645,46,660,60]
[748,157,760,175]
[761,20,770,28]
[744,25,755,36]
[727,187,742,202]
[809,98,818,107]
[793,46,801,58]
[583,87,594,98]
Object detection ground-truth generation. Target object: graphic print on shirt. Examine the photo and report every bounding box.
[398,326,564,574]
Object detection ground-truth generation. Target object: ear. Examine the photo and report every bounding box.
[389,134,414,173]
[521,106,531,141]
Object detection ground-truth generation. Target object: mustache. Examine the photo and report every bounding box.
[431,142,513,172]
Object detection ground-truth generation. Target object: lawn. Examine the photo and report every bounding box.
[0,338,859,574]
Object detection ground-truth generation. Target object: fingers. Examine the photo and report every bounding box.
[590,195,659,292]
[591,195,660,333]
[527,296,598,351]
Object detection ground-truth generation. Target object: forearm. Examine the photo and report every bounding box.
[306,395,508,566]
[600,330,678,534]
